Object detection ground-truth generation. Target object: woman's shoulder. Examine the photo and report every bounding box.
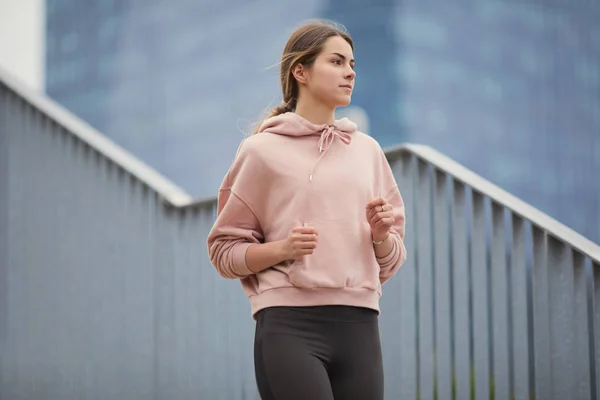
[238,132,283,152]
[235,132,300,164]
[351,131,386,154]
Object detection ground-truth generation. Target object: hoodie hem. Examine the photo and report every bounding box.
[249,287,380,319]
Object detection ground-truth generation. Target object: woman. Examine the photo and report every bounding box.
[207,20,407,400]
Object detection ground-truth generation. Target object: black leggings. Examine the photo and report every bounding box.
[254,305,384,400]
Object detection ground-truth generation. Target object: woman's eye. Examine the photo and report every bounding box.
[333,59,342,65]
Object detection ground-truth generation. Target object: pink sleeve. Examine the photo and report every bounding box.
[376,149,407,284]
[206,141,265,279]
[207,186,264,279]
[377,186,407,284]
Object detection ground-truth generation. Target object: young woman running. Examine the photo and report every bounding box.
[207,20,407,400]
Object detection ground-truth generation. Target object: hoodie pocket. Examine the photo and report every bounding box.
[288,220,380,292]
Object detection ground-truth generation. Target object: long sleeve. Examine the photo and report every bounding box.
[207,186,264,279]
[377,185,407,284]
[375,148,407,284]
[206,139,266,279]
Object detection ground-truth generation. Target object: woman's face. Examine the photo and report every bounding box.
[304,36,356,109]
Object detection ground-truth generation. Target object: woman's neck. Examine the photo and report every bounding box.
[294,96,336,126]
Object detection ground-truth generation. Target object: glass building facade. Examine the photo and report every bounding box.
[46,0,600,241]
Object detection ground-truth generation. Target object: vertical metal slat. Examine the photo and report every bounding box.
[593,261,600,400]
[471,191,490,400]
[491,202,510,400]
[0,86,8,347]
[434,169,452,399]
[452,180,470,400]
[548,237,575,399]
[0,85,9,394]
[532,228,551,400]
[511,215,531,399]
[417,159,435,400]
[573,251,592,399]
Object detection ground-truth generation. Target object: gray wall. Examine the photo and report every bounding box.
[2,75,600,399]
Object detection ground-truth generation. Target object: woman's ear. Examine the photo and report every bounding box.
[292,63,308,85]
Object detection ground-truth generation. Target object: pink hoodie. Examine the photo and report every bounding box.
[207,112,407,318]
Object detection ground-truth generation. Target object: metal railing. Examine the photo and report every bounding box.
[1,66,599,399]
[385,144,600,400]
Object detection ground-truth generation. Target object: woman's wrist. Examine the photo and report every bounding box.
[372,232,390,245]
[274,239,292,262]
[246,240,289,273]
[372,231,394,259]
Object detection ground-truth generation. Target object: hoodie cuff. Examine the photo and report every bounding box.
[375,237,398,267]
[233,242,255,276]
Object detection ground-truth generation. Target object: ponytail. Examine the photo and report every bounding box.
[252,99,296,134]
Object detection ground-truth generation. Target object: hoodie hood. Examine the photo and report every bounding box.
[257,112,358,153]
[257,112,359,181]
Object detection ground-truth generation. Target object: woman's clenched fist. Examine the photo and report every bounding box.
[282,226,319,261]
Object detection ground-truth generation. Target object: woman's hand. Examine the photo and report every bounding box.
[282,226,319,261]
[245,226,318,273]
[366,197,394,243]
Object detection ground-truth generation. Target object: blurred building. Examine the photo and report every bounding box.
[0,0,44,91]
[45,0,600,241]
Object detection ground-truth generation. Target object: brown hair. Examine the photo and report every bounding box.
[253,20,353,133]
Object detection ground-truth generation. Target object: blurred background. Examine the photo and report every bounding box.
[1,0,598,241]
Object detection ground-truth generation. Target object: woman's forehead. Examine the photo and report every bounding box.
[321,36,354,58]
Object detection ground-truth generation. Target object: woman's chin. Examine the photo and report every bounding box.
[323,94,352,110]
[335,95,352,108]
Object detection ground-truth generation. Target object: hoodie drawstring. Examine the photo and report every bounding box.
[309,125,353,181]
[318,125,352,153]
